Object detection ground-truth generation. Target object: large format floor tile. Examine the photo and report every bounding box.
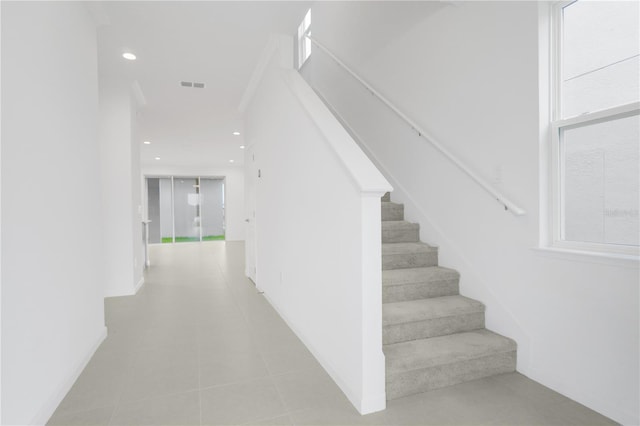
[200,377,287,425]
[110,390,200,426]
[47,242,616,426]
[199,345,270,388]
[47,406,115,426]
[272,368,350,412]
[119,345,200,403]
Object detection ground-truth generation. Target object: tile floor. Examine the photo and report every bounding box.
[48,242,617,426]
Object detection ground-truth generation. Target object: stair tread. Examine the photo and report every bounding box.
[383,296,484,326]
[384,329,517,374]
[383,267,459,286]
[382,242,436,255]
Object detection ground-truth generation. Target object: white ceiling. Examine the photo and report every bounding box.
[96,1,311,169]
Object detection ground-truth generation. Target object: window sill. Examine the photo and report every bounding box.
[532,246,639,268]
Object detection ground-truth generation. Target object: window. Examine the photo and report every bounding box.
[550,0,639,256]
[297,8,311,68]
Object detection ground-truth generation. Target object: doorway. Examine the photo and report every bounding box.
[146,176,225,244]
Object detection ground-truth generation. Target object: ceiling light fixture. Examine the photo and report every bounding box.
[143,141,151,145]
[239,145,245,149]
[122,52,137,61]
[154,157,161,160]
[232,131,240,136]
[229,159,235,163]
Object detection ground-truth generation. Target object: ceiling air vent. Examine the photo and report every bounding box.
[180,81,205,89]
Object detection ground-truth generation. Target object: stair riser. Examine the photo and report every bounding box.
[382,204,404,221]
[386,351,516,400]
[382,227,419,243]
[383,280,459,303]
[383,313,485,345]
[383,252,438,270]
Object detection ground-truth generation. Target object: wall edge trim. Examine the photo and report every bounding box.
[262,292,385,415]
[134,277,145,294]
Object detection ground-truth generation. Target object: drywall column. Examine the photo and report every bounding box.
[99,79,144,296]
[1,2,106,424]
[243,35,390,413]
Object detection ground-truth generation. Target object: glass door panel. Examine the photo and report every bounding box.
[159,178,174,243]
[201,178,225,241]
[146,177,173,244]
[173,177,201,243]
[146,178,161,244]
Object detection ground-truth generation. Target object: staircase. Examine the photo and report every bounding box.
[381,192,516,400]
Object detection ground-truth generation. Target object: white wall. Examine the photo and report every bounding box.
[243,36,390,414]
[1,3,107,424]
[99,79,144,296]
[142,166,245,241]
[308,2,639,424]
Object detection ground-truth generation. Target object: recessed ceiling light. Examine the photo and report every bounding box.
[143,141,151,145]
[122,52,137,61]
[232,131,240,136]
[229,159,235,163]
[154,157,161,160]
[239,145,245,149]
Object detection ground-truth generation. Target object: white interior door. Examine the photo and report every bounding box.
[245,144,257,283]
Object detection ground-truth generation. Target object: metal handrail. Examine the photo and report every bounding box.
[306,35,526,216]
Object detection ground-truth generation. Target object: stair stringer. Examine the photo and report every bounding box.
[316,91,531,371]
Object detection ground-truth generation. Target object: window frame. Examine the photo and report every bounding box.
[548,0,640,257]
[297,9,311,69]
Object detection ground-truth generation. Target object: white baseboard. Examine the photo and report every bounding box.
[262,292,386,415]
[32,326,107,425]
[360,393,387,415]
[134,277,145,294]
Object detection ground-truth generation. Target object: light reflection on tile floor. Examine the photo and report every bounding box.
[48,242,617,426]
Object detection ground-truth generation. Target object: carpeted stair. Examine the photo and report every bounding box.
[381,192,516,400]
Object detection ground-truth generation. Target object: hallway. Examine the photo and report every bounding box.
[48,242,616,425]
